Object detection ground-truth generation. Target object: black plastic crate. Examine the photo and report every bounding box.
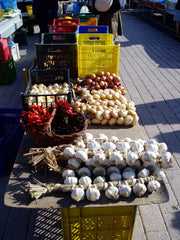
[21,68,72,111]
[41,33,76,44]
[0,108,24,175]
[36,43,78,78]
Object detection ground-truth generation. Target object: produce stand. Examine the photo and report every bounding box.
[4,124,169,239]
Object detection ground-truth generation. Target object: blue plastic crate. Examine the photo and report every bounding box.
[0,108,24,175]
[76,25,109,34]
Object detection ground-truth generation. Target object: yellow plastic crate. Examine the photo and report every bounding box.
[77,33,114,45]
[77,44,120,77]
[61,206,137,240]
[80,17,98,26]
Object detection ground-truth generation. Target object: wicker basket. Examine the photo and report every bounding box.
[20,111,88,147]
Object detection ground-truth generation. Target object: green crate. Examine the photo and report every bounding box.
[61,206,137,240]
[72,13,95,22]
[36,43,77,78]
[0,57,16,84]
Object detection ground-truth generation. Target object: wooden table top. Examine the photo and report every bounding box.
[4,124,169,209]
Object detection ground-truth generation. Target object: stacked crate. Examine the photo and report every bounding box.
[76,28,120,78]
[0,38,16,84]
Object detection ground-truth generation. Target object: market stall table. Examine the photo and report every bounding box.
[4,124,169,239]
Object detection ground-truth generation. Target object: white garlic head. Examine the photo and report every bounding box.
[86,186,101,201]
[107,166,120,175]
[93,176,106,184]
[147,180,161,193]
[130,140,144,153]
[62,169,75,179]
[109,136,119,142]
[158,142,168,154]
[126,152,140,167]
[64,147,75,159]
[75,140,86,148]
[119,184,132,198]
[146,143,159,153]
[93,167,106,177]
[75,150,88,162]
[137,168,150,178]
[101,141,116,151]
[78,167,91,177]
[64,176,78,185]
[109,152,125,166]
[122,169,136,180]
[133,183,147,197]
[82,132,94,143]
[105,186,119,200]
[142,151,157,162]
[87,140,101,150]
[161,152,173,169]
[68,158,80,169]
[116,141,131,152]
[145,139,158,146]
[96,133,108,141]
[109,172,122,181]
[93,152,106,166]
[71,187,85,202]
[79,176,92,190]
[153,168,166,180]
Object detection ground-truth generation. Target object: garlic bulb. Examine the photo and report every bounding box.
[133,182,147,197]
[75,150,88,163]
[62,169,75,178]
[83,133,94,143]
[137,168,150,178]
[107,166,120,175]
[75,140,86,148]
[109,136,119,142]
[143,161,158,172]
[145,139,158,146]
[101,142,116,151]
[147,180,161,193]
[86,186,101,201]
[87,140,101,150]
[158,142,168,154]
[78,167,91,177]
[109,152,125,166]
[161,152,173,169]
[122,169,136,180]
[96,133,108,141]
[68,158,80,169]
[142,151,157,162]
[93,152,106,166]
[93,176,106,184]
[130,140,144,153]
[86,158,96,167]
[153,168,166,180]
[126,152,140,168]
[116,141,131,152]
[105,185,119,200]
[64,176,78,185]
[109,172,122,181]
[79,176,92,190]
[64,147,75,159]
[119,184,132,198]
[93,167,106,177]
[146,143,159,153]
[71,187,85,202]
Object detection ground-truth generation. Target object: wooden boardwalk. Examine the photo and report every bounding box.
[0,11,180,239]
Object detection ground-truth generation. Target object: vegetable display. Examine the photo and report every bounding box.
[24,133,173,202]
